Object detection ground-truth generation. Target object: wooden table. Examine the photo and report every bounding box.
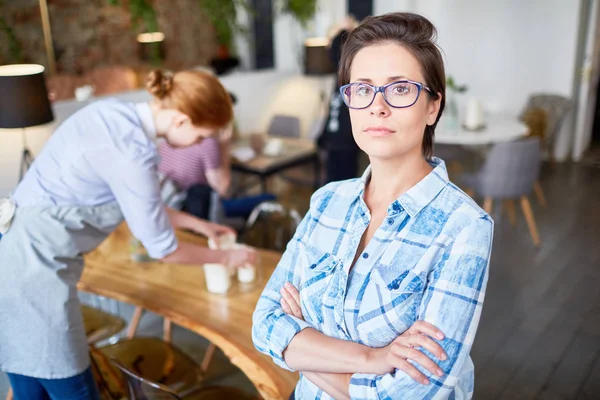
[231,137,320,193]
[79,224,298,400]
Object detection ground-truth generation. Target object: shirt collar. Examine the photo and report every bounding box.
[135,102,157,143]
[357,157,449,217]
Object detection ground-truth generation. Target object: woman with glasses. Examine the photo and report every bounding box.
[253,12,493,400]
[0,69,256,399]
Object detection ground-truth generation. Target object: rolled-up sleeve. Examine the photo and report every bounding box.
[252,204,316,371]
[349,215,493,400]
[88,139,178,259]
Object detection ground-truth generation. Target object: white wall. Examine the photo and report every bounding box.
[0,69,333,197]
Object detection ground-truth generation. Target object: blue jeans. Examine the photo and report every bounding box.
[7,367,100,400]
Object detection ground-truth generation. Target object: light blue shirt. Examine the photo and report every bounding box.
[12,99,177,259]
[252,158,494,399]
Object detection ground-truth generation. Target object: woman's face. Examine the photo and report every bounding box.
[164,113,216,148]
[348,42,441,161]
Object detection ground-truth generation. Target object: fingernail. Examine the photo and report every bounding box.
[436,332,444,339]
[441,353,448,361]
[422,378,430,385]
[285,282,292,288]
[437,369,444,377]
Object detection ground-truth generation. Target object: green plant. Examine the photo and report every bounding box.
[108,0,159,32]
[280,0,317,28]
[108,0,161,65]
[198,0,253,54]
[446,76,468,93]
[0,0,23,63]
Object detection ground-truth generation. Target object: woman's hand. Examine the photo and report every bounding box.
[366,321,448,384]
[197,220,236,242]
[223,245,258,269]
[280,282,303,321]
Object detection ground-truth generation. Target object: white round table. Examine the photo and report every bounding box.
[434,114,529,145]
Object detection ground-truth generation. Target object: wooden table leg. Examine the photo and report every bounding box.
[201,343,217,374]
[126,306,143,339]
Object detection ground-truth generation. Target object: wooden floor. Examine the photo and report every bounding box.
[0,162,598,399]
[470,162,600,400]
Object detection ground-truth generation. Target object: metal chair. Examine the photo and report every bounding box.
[461,137,542,246]
[241,202,302,252]
[82,304,127,345]
[109,356,257,399]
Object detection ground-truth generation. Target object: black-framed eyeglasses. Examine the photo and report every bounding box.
[339,80,434,110]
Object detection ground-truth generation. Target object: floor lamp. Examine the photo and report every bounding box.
[0,64,54,181]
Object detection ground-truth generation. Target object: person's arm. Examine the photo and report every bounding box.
[278,215,493,399]
[164,206,235,240]
[91,146,252,267]
[205,167,231,198]
[346,215,494,399]
[202,136,232,197]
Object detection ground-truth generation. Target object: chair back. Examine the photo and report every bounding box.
[520,94,571,154]
[477,137,541,198]
[242,202,302,251]
[267,114,301,138]
[113,361,181,399]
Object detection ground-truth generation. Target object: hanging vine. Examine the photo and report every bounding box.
[107,0,161,64]
[280,0,318,28]
[0,0,24,63]
[197,0,253,53]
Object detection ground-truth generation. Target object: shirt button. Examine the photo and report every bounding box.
[362,253,369,259]
[387,218,394,225]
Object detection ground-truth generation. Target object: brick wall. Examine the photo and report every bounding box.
[0,0,217,74]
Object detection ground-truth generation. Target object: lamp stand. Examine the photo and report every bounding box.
[19,129,34,181]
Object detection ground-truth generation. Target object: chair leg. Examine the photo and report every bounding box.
[201,343,217,374]
[520,196,541,246]
[504,199,517,226]
[163,317,172,343]
[126,306,144,339]
[533,181,547,207]
[465,188,475,198]
[483,197,493,214]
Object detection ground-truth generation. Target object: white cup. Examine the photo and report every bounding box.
[237,263,256,283]
[204,263,231,294]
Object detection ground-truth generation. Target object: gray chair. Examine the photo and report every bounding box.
[519,94,572,158]
[241,202,302,252]
[267,114,301,138]
[461,137,542,246]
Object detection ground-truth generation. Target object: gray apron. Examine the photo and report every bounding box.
[0,201,123,379]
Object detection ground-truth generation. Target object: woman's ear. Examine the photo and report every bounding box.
[173,112,190,128]
[426,93,442,126]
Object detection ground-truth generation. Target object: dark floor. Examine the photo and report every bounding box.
[1,161,598,399]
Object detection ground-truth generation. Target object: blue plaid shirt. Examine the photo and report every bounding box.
[252,158,493,400]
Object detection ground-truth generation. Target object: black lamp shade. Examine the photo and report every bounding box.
[0,64,54,129]
[137,32,166,62]
[304,38,335,76]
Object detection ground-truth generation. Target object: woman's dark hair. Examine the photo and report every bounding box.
[338,12,445,159]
